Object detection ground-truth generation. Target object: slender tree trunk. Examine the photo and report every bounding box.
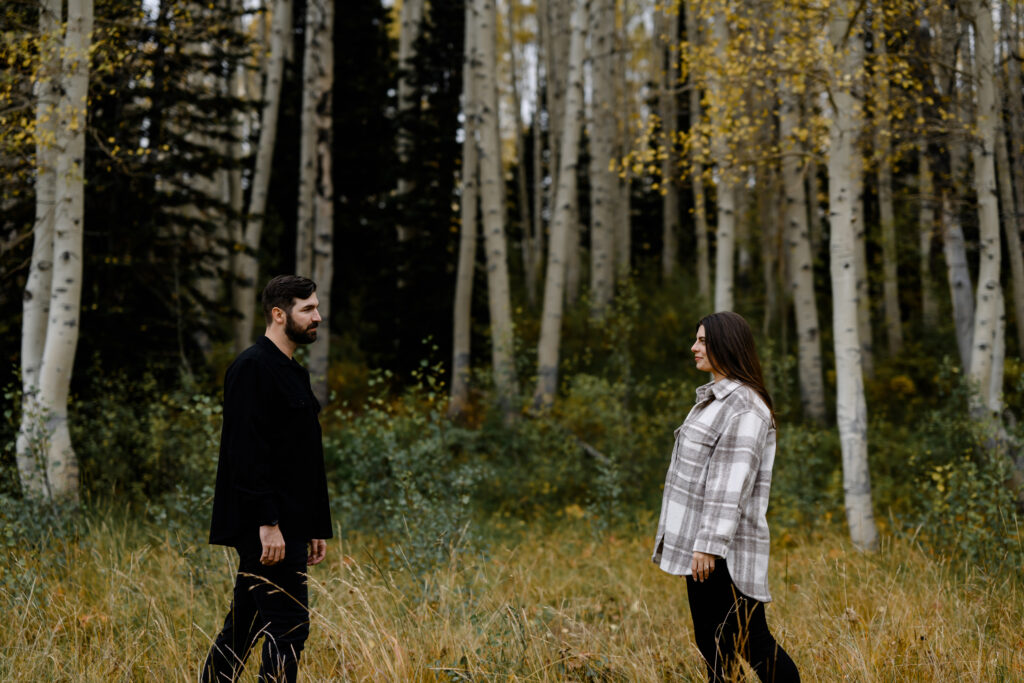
[296,0,321,277]
[828,0,878,551]
[736,185,752,276]
[875,40,902,355]
[531,29,546,307]
[937,7,976,371]
[18,0,63,498]
[305,0,334,407]
[475,0,520,412]
[659,4,680,280]
[534,0,585,410]
[709,6,735,312]
[34,0,94,502]
[685,0,710,300]
[807,154,824,254]
[942,193,975,369]
[507,1,536,311]
[918,138,939,329]
[614,7,631,280]
[966,0,1003,416]
[759,164,779,337]
[852,166,873,378]
[226,0,246,264]
[233,0,291,353]
[996,126,1024,359]
[780,77,826,424]
[565,205,581,303]
[588,0,616,316]
[450,0,480,418]
[395,0,425,243]
[1005,8,1024,354]
[987,289,1006,413]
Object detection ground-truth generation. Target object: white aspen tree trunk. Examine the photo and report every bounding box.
[852,166,873,378]
[35,0,94,502]
[780,77,826,424]
[295,0,322,278]
[18,0,63,498]
[828,1,878,551]
[918,138,939,329]
[966,0,1002,416]
[875,41,902,355]
[942,193,975,369]
[307,0,333,407]
[233,0,291,354]
[996,126,1024,359]
[534,0,586,410]
[450,0,480,418]
[614,8,632,281]
[685,0,710,300]
[547,0,571,183]
[395,0,425,243]
[709,7,735,312]
[987,289,1005,413]
[658,4,680,280]
[588,0,616,316]
[475,0,520,412]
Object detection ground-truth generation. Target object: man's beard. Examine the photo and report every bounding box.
[285,312,318,344]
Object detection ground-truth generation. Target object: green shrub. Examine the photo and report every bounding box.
[769,423,844,531]
[883,358,1024,573]
[69,368,221,505]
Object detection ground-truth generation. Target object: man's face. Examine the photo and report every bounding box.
[282,293,322,344]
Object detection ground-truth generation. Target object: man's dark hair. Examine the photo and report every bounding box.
[262,275,317,324]
[697,311,774,424]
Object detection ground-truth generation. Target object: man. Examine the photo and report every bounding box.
[203,275,333,683]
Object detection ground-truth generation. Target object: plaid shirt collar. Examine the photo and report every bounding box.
[695,377,743,404]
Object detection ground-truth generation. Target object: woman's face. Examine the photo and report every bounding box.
[691,325,715,374]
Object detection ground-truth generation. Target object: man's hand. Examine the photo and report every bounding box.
[307,539,327,566]
[260,524,286,566]
[691,550,717,582]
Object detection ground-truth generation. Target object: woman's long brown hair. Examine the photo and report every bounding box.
[698,311,774,424]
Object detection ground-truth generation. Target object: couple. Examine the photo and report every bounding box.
[202,276,798,682]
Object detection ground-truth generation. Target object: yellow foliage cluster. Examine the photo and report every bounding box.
[619,0,980,188]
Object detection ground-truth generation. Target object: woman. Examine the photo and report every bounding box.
[652,311,799,682]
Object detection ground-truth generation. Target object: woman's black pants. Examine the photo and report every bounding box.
[202,545,310,683]
[685,558,800,682]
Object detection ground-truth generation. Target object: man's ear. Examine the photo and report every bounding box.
[271,306,286,324]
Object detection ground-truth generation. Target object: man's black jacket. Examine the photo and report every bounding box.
[209,336,332,547]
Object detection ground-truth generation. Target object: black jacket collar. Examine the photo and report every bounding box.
[257,335,294,367]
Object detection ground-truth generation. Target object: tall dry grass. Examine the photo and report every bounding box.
[1,513,1021,681]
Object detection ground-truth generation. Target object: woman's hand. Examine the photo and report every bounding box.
[691,551,717,582]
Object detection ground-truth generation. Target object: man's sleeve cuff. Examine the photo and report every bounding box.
[257,499,280,527]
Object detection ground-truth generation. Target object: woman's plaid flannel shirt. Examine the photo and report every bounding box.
[652,378,776,602]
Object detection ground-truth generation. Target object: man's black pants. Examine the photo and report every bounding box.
[685,558,800,682]
[203,545,309,683]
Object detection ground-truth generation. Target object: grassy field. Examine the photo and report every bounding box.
[1,513,1021,682]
